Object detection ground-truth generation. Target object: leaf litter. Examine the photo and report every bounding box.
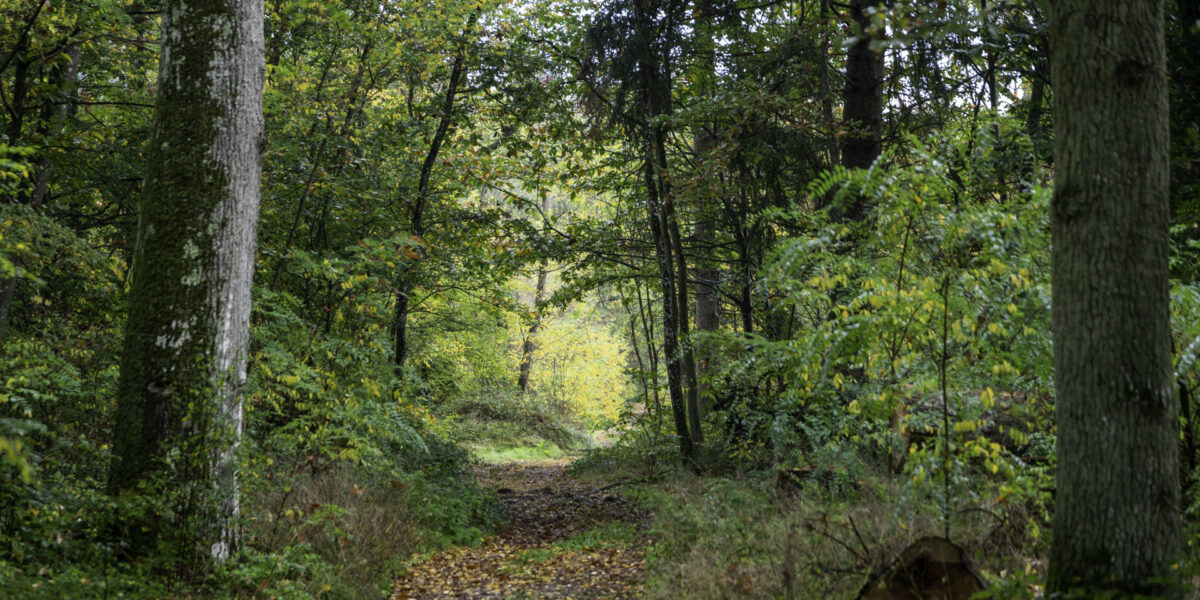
[393,459,647,599]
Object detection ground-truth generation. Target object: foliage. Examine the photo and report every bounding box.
[2,0,1199,594]
[528,300,631,427]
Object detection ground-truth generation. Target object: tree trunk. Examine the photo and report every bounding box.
[107,0,263,567]
[841,0,883,171]
[392,11,476,375]
[659,131,703,446]
[517,265,547,392]
[635,279,663,429]
[632,0,693,460]
[646,150,692,460]
[693,214,719,412]
[691,0,719,417]
[819,0,838,165]
[0,45,80,344]
[1047,0,1180,594]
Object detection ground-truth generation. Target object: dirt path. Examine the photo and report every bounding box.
[392,459,647,599]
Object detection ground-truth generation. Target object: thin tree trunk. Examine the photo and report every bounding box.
[635,278,663,429]
[107,0,263,566]
[657,131,703,446]
[392,11,476,374]
[1024,69,1045,141]
[0,43,79,344]
[691,0,719,417]
[693,215,719,412]
[819,0,838,165]
[517,265,548,392]
[634,0,694,459]
[1047,0,1180,594]
[645,144,692,459]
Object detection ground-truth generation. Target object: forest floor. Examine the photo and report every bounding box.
[392,459,648,599]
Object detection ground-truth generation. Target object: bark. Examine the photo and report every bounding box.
[1024,69,1045,141]
[1047,0,1180,594]
[29,45,82,207]
[693,214,719,412]
[645,140,692,460]
[635,279,663,429]
[0,37,78,344]
[980,0,998,112]
[660,132,703,446]
[0,279,14,345]
[107,0,263,566]
[819,0,838,165]
[1169,0,1200,224]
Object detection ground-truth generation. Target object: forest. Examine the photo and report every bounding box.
[1,0,1198,597]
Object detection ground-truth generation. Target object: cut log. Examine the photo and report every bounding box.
[857,537,986,600]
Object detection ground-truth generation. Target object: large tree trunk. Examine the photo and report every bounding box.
[107,0,263,566]
[1047,0,1180,595]
[841,0,883,172]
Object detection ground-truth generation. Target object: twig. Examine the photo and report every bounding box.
[582,480,628,496]
[806,520,866,563]
[847,515,872,560]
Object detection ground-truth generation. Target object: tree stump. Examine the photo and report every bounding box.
[856,537,986,600]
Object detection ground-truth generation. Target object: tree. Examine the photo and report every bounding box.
[106,0,264,565]
[833,0,884,222]
[582,0,700,458]
[391,8,478,375]
[1047,0,1180,595]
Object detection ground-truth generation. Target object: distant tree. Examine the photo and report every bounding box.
[1047,0,1180,595]
[106,0,264,565]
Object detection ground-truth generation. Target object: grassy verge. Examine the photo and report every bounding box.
[473,442,566,463]
[572,444,1048,600]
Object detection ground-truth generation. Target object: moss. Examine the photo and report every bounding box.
[106,0,253,569]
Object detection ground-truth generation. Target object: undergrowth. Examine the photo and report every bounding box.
[437,390,592,460]
[571,440,1047,600]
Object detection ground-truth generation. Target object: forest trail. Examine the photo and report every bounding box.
[392,460,647,599]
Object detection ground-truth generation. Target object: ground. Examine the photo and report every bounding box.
[393,459,647,599]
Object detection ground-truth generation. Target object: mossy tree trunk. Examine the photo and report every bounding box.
[1047,0,1180,595]
[106,0,263,566]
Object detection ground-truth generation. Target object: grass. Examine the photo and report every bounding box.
[436,390,598,463]
[501,521,640,574]
[472,442,567,463]
[569,441,1050,600]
